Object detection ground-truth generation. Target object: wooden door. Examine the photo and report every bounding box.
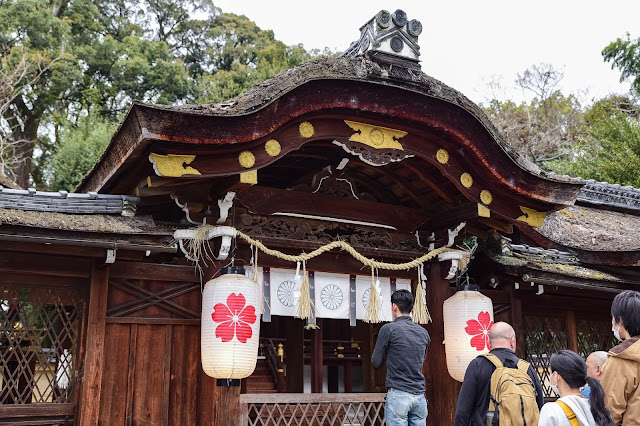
[97,262,218,426]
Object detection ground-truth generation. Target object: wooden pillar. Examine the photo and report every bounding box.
[213,384,241,425]
[197,355,217,425]
[77,262,109,425]
[509,284,526,359]
[566,310,578,353]
[311,318,323,393]
[344,360,353,393]
[357,321,374,392]
[328,365,339,393]
[286,318,305,392]
[423,262,460,425]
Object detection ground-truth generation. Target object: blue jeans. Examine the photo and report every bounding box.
[385,388,428,426]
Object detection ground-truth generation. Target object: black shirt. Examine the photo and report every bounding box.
[371,315,431,394]
[454,347,545,426]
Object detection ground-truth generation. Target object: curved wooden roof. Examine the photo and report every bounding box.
[79,57,584,228]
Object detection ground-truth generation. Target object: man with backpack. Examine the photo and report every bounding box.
[454,322,544,425]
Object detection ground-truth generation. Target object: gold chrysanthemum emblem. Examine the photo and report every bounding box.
[238,151,256,168]
[265,139,281,157]
[436,149,449,164]
[460,173,473,188]
[480,190,493,205]
[299,121,314,138]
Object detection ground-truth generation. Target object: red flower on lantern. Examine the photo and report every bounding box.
[464,311,493,351]
[211,293,257,343]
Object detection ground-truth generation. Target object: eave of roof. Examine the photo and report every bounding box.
[77,57,583,210]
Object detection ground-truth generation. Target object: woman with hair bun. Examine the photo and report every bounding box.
[538,350,615,426]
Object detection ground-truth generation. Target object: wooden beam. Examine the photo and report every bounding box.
[566,310,578,353]
[402,161,455,205]
[213,384,241,425]
[344,361,353,393]
[424,262,461,425]
[236,186,428,233]
[0,403,74,419]
[109,262,200,282]
[285,318,305,393]
[76,262,110,425]
[0,251,91,277]
[328,365,339,393]
[427,202,478,230]
[311,319,323,393]
[347,161,429,209]
[509,284,525,359]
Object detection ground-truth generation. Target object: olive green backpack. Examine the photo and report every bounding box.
[482,353,540,426]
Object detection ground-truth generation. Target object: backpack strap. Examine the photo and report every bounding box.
[556,400,580,426]
[481,353,503,369]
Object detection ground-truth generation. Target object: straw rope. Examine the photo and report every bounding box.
[182,225,457,323]
[235,230,452,270]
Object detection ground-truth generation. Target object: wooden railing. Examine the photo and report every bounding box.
[240,393,386,425]
[263,339,286,393]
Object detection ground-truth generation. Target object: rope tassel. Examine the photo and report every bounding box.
[295,261,314,320]
[412,265,432,324]
[363,267,382,323]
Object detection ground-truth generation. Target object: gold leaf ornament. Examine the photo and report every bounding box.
[460,173,473,188]
[480,190,493,205]
[265,139,281,157]
[299,121,314,138]
[148,153,201,177]
[436,149,449,164]
[238,151,256,168]
[344,120,406,150]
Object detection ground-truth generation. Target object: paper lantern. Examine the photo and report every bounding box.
[443,282,494,382]
[201,266,261,379]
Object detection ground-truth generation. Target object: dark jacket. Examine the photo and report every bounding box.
[454,347,544,426]
[371,315,430,394]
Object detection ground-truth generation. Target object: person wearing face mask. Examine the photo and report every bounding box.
[539,350,615,426]
[601,290,640,425]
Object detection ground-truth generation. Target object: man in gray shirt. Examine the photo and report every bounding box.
[372,289,431,426]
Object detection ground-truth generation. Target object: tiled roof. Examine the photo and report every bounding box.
[0,186,138,216]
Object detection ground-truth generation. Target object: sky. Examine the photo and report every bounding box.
[212,0,639,105]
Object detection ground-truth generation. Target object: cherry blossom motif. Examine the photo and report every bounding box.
[465,311,493,351]
[211,293,257,343]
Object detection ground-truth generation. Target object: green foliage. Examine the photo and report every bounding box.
[603,33,640,96]
[482,91,584,164]
[48,112,117,192]
[548,97,640,186]
[1,0,330,188]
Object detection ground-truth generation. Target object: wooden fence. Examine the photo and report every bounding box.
[240,393,386,426]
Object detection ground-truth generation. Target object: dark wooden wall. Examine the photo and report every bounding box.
[76,261,225,426]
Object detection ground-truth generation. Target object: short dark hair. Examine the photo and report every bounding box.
[391,289,414,314]
[612,290,640,336]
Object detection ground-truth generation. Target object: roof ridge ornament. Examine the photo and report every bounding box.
[340,9,422,69]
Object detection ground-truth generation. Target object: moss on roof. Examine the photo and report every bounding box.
[537,206,640,251]
[0,208,161,234]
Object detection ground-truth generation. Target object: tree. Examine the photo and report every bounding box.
[1,0,327,189]
[603,33,640,97]
[48,111,116,192]
[0,49,57,181]
[548,96,640,186]
[482,64,584,165]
